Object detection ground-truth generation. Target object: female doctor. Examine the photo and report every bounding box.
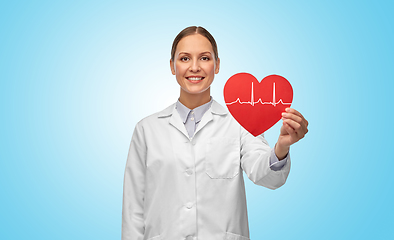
[122,26,308,240]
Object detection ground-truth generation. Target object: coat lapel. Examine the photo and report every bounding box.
[195,110,213,137]
[158,100,228,140]
[169,110,190,139]
[158,103,190,139]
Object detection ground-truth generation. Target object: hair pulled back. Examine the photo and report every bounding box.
[171,26,218,62]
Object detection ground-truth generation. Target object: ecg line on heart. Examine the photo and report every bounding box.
[226,82,292,106]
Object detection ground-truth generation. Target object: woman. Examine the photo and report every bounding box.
[122,26,308,240]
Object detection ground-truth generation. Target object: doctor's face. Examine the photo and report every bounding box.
[170,34,220,97]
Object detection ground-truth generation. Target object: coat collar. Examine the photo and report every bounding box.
[176,98,213,124]
[210,100,228,116]
[157,99,228,118]
[157,99,228,139]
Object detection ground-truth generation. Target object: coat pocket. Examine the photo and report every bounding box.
[224,232,250,240]
[205,137,240,179]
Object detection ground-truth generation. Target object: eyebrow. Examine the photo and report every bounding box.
[178,51,212,55]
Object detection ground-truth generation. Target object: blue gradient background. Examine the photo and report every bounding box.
[1,0,393,239]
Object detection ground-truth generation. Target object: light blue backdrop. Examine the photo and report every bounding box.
[1,0,393,239]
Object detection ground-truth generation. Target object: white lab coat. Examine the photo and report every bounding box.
[122,100,291,240]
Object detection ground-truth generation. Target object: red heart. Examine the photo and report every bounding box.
[223,73,293,137]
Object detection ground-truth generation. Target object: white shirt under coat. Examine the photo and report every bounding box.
[122,99,291,240]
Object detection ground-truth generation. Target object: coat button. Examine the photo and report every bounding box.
[185,169,193,175]
[186,202,193,209]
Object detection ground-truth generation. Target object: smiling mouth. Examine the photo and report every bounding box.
[186,77,205,81]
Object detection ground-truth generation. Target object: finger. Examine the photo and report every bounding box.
[283,113,308,134]
[285,108,308,127]
[282,112,302,124]
[283,118,301,132]
[283,118,305,138]
[283,121,295,135]
[283,122,298,142]
[285,108,302,117]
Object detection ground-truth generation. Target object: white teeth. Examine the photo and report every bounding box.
[188,77,202,81]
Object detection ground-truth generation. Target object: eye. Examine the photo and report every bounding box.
[180,57,189,62]
[201,56,210,61]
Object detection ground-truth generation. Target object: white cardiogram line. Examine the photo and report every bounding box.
[226,82,292,106]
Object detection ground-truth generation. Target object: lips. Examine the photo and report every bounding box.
[185,76,205,84]
[186,76,205,81]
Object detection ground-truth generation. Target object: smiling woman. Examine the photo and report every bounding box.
[170,33,220,109]
[122,26,308,240]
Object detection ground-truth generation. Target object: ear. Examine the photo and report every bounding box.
[170,59,176,75]
[215,57,220,74]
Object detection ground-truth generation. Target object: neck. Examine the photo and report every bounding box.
[179,88,211,109]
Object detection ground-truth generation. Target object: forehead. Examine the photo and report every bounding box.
[176,34,213,54]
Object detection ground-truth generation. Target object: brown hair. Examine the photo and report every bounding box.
[171,26,218,62]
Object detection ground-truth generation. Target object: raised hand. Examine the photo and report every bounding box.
[275,108,309,159]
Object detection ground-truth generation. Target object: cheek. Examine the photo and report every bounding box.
[203,62,215,74]
[175,63,187,75]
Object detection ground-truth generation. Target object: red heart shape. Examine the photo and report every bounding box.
[223,73,293,137]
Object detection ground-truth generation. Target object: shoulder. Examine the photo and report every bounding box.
[210,99,229,116]
[135,102,176,128]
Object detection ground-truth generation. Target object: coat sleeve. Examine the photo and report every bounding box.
[239,126,291,190]
[122,123,146,240]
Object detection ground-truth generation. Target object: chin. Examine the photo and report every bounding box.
[186,86,210,95]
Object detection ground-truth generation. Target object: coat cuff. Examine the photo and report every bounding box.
[269,148,289,171]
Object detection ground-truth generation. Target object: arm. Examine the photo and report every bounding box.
[122,123,146,240]
[240,108,308,189]
[240,127,291,190]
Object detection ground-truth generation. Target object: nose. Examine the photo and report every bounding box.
[189,60,200,72]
